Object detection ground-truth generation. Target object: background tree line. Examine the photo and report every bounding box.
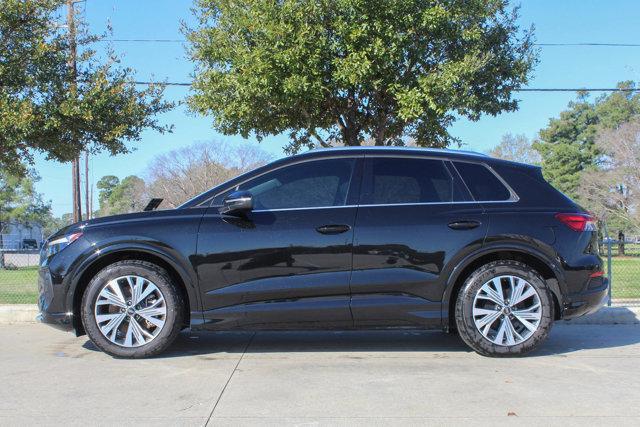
[490,82,640,237]
[93,142,272,216]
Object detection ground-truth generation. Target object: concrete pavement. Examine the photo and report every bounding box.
[0,323,639,426]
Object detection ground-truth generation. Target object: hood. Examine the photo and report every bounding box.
[46,208,185,242]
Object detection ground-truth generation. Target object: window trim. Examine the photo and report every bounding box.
[449,159,519,203]
[206,153,518,213]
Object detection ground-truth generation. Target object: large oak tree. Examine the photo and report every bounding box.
[187,0,537,153]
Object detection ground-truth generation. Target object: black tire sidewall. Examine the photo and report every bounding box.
[455,260,554,357]
[81,260,183,358]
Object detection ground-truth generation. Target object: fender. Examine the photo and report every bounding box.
[63,239,202,329]
[441,241,566,320]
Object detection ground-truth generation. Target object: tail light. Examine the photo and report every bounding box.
[555,213,596,232]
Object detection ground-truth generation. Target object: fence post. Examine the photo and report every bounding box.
[607,239,612,306]
[603,221,612,307]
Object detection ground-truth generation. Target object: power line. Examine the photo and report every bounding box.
[131,81,640,93]
[536,43,640,47]
[133,81,190,86]
[109,38,185,43]
[516,88,640,92]
[104,39,640,48]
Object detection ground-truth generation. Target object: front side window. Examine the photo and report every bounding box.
[232,158,356,210]
[452,161,512,201]
[360,157,455,205]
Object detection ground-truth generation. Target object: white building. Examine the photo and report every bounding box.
[0,221,44,250]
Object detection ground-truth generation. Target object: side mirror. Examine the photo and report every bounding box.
[219,190,253,215]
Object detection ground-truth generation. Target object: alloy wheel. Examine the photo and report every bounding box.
[472,275,542,346]
[94,275,167,348]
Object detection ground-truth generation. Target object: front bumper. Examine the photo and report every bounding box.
[36,311,74,332]
[562,277,609,319]
[37,266,75,333]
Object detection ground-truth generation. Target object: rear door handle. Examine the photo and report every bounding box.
[448,220,481,230]
[316,224,351,235]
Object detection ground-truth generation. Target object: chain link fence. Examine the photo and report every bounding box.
[0,241,638,306]
[600,240,640,306]
[0,251,39,304]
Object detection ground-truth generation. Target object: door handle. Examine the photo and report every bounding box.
[316,224,351,235]
[448,220,481,230]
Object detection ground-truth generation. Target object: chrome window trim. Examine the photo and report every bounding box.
[210,153,519,212]
[249,199,517,213]
[251,205,356,213]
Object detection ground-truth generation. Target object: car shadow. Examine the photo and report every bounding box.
[82,320,640,359]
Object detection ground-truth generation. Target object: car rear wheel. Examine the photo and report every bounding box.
[81,260,184,358]
[455,260,553,357]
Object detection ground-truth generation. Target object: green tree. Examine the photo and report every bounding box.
[96,175,120,208]
[533,82,640,199]
[0,0,173,175]
[100,176,147,216]
[0,170,51,267]
[188,0,536,153]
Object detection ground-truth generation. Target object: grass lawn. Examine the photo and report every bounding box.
[0,266,39,304]
[610,257,640,299]
[0,258,638,304]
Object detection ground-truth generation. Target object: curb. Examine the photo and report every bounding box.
[0,305,638,325]
[562,306,640,325]
[0,305,39,324]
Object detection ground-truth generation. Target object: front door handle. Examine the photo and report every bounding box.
[316,224,351,235]
[448,220,481,230]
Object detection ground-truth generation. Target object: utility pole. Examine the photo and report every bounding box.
[84,152,90,220]
[67,0,82,222]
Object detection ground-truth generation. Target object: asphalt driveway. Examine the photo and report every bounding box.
[1,323,639,426]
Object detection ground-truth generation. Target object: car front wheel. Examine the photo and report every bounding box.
[455,260,554,357]
[81,260,184,358]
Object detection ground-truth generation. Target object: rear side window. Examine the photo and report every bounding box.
[453,161,512,201]
[360,158,455,204]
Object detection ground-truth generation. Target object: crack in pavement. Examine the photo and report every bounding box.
[204,332,256,426]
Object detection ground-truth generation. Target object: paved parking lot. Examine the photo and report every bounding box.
[1,323,639,426]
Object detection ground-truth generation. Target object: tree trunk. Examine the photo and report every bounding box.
[337,116,360,146]
[373,114,387,146]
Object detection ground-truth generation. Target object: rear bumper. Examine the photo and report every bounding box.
[562,277,609,319]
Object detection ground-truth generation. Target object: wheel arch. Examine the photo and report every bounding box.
[68,246,198,336]
[443,245,565,331]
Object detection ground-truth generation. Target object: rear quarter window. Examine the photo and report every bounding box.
[453,161,512,201]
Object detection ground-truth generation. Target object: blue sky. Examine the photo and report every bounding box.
[35,0,640,216]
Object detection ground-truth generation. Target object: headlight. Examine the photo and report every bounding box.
[43,232,83,259]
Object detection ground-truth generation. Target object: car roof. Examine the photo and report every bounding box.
[289,146,538,170]
[300,146,487,158]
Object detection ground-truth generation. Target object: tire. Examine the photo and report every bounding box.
[81,260,184,358]
[455,260,554,357]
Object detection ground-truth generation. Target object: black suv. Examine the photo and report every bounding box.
[38,147,607,358]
